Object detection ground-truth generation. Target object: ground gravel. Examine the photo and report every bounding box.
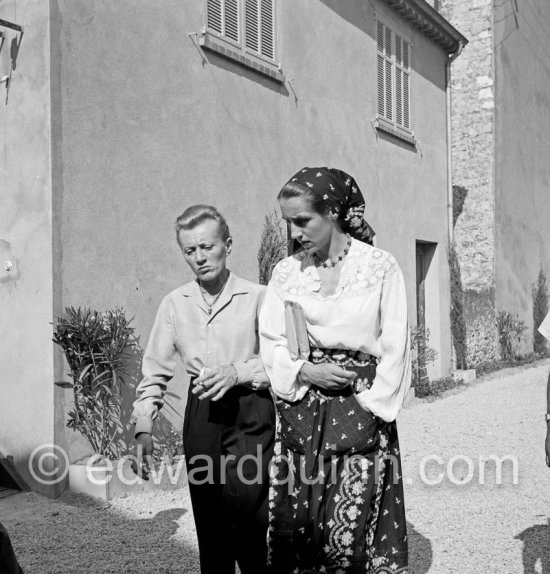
[3,359,550,573]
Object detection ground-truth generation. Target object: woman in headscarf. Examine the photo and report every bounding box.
[259,167,410,573]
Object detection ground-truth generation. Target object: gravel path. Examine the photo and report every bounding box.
[400,358,550,573]
[3,360,550,573]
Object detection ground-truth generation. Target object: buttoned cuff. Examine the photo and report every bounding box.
[134,416,154,437]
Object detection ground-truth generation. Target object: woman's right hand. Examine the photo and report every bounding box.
[299,362,356,391]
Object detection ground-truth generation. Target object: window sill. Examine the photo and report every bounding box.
[199,32,285,83]
[374,118,416,146]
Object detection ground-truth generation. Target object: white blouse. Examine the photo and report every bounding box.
[259,239,411,422]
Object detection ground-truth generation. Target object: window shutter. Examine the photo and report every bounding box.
[395,35,410,129]
[260,0,275,59]
[377,21,393,122]
[245,0,259,51]
[224,0,240,42]
[377,20,385,117]
[207,0,223,34]
[402,40,410,129]
[245,0,275,60]
[207,0,240,42]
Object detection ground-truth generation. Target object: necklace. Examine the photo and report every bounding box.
[199,272,230,315]
[314,234,352,268]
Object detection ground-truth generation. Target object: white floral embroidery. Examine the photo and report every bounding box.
[269,241,398,301]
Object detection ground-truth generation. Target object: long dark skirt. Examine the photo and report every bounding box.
[268,349,408,574]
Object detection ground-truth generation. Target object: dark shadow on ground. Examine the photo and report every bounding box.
[515,520,550,573]
[7,492,197,573]
[407,520,433,573]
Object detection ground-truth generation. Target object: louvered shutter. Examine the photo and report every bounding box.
[207,0,223,34]
[260,0,275,59]
[245,0,259,51]
[245,0,275,60]
[377,20,393,122]
[395,35,410,129]
[225,0,240,42]
[207,0,239,43]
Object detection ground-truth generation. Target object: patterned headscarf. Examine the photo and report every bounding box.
[283,167,375,246]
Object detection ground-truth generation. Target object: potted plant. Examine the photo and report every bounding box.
[53,307,138,498]
[53,307,187,499]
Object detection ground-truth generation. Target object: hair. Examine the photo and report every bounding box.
[175,205,231,246]
[278,181,345,229]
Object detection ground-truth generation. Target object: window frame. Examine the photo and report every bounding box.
[375,17,415,145]
[200,0,284,82]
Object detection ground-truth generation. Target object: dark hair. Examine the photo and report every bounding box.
[278,181,345,229]
[175,205,231,246]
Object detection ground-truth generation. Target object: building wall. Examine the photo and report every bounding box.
[0,0,60,495]
[439,0,498,366]
[493,0,550,351]
[48,0,453,458]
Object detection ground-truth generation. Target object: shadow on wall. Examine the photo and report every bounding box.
[514,520,550,574]
[407,520,433,573]
[448,243,468,369]
[450,184,498,367]
[452,185,468,228]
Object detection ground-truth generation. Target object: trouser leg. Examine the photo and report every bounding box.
[186,480,235,574]
[222,389,274,574]
[184,385,236,574]
[183,386,275,574]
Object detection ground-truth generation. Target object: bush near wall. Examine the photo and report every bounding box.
[532,268,549,355]
[258,211,287,285]
[463,287,498,367]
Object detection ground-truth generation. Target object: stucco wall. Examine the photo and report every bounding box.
[439,0,498,365]
[493,0,550,351]
[49,0,453,457]
[0,0,59,495]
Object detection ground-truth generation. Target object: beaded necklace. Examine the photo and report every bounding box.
[314,234,352,268]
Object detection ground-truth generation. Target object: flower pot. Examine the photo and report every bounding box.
[68,455,187,501]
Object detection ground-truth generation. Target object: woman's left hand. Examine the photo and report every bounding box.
[192,365,239,401]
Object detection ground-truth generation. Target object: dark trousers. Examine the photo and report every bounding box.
[183,384,275,574]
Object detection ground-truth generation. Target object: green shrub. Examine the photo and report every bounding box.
[258,210,287,285]
[496,311,526,361]
[53,307,139,459]
[532,267,549,355]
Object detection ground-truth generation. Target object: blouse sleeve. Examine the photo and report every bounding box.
[131,296,178,436]
[355,258,411,422]
[259,265,310,402]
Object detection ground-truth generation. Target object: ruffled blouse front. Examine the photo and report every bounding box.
[258,239,411,422]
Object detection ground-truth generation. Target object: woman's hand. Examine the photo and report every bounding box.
[299,362,356,391]
[192,365,239,401]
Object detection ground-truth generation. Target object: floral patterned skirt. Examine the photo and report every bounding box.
[268,348,408,574]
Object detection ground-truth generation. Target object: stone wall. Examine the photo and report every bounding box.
[439,0,498,365]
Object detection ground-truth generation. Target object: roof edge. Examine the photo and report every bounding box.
[381,0,468,54]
